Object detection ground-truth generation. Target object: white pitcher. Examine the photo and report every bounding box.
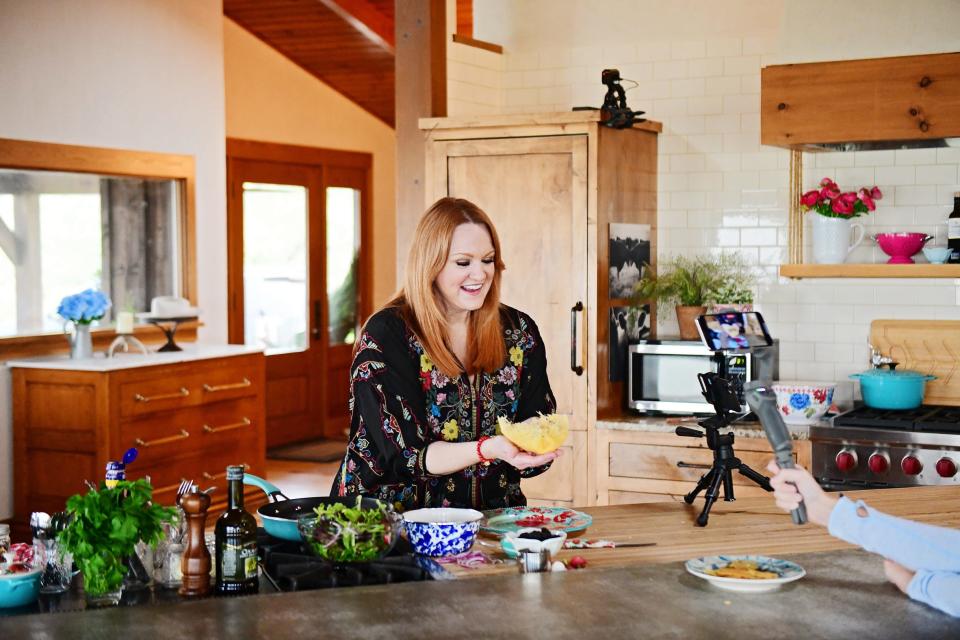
[810,214,865,264]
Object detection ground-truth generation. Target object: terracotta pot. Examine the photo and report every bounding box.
[676,305,707,340]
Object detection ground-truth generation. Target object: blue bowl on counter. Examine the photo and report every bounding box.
[0,567,41,609]
[402,508,483,557]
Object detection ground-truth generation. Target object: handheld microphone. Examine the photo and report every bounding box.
[743,381,807,525]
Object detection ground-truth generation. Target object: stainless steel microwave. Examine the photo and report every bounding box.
[627,340,779,414]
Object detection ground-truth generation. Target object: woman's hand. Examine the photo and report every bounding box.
[766,460,838,527]
[483,435,561,470]
[883,559,915,594]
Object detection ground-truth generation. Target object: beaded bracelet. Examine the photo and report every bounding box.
[477,435,495,465]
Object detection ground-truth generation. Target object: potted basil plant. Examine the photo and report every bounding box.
[59,479,173,607]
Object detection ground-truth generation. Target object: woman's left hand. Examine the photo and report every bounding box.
[483,435,561,470]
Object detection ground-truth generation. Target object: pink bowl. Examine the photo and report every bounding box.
[874,232,931,264]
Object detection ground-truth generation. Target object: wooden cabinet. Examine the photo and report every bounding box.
[761,52,960,149]
[418,112,661,506]
[595,428,812,505]
[10,348,266,535]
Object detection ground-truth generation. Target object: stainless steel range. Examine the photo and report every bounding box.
[811,405,960,490]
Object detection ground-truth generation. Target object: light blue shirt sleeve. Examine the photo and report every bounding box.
[828,496,960,617]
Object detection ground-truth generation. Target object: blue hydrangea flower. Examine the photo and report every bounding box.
[57,288,111,324]
[789,393,810,410]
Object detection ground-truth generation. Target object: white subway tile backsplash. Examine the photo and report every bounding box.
[723,132,761,153]
[689,172,723,191]
[706,37,741,58]
[686,134,724,153]
[723,55,761,76]
[855,150,896,167]
[687,210,724,227]
[937,148,960,164]
[602,44,638,65]
[834,167,876,187]
[688,58,724,77]
[671,40,706,60]
[521,69,556,88]
[654,59,688,80]
[705,76,742,96]
[703,153,741,172]
[740,113,761,134]
[722,94,760,114]
[659,134,688,154]
[875,165,916,186]
[916,164,958,185]
[740,74,761,94]
[724,171,760,191]
[895,149,938,166]
[894,185,937,206]
[671,78,705,98]
[740,227,777,246]
[687,96,724,115]
[635,42,673,62]
[814,153,856,169]
[670,154,707,173]
[704,113,740,134]
[671,191,707,209]
[659,173,690,192]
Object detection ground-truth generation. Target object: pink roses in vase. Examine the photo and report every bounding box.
[800,177,882,218]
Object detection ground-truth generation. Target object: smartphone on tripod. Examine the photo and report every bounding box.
[695,311,773,352]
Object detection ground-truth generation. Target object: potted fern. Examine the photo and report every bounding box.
[633,254,755,340]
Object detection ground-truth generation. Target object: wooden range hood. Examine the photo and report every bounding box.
[761,52,960,151]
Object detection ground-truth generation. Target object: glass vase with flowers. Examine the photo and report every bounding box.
[800,178,882,264]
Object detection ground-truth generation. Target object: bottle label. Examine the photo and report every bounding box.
[949,218,960,240]
[221,541,257,581]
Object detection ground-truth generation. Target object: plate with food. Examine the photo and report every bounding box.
[685,555,805,592]
[481,506,592,535]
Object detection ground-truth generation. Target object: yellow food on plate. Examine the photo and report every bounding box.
[497,414,569,454]
[705,560,779,580]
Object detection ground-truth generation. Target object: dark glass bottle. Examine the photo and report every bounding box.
[948,192,960,264]
[215,466,258,595]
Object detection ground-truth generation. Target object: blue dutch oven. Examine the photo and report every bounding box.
[850,367,936,410]
[0,567,41,609]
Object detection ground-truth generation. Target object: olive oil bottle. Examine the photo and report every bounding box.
[215,465,258,594]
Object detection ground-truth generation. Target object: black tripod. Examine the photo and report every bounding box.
[676,372,772,527]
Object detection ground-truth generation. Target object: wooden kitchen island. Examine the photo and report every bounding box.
[4,486,959,638]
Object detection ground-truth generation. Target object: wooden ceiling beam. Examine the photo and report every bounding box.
[316,0,395,54]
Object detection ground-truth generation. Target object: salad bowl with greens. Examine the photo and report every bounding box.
[296,497,401,563]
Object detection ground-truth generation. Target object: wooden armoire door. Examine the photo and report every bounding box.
[429,135,589,506]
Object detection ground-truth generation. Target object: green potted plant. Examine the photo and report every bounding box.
[633,253,755,340]
[59,479,174,607]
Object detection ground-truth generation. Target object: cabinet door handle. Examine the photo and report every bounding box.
[570,301,584,376]
[677,461,712,470]
[203,378,251,393]
[203,417,252,434]
[202,463,249,481]
[135,429,190,448]
[134,387,189,403]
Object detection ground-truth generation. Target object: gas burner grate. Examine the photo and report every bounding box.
[256,529,431,592]
[832,405,960,433]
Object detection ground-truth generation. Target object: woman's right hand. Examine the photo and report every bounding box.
[483,435,561,470]
[766,460,838,527]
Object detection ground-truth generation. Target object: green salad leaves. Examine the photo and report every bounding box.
[299,498,394,562]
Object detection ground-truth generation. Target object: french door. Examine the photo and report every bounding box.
[227,140,371,447]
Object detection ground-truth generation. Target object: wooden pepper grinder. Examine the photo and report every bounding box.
[179,488,212,597]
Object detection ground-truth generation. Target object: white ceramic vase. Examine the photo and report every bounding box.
[810,214,864,264]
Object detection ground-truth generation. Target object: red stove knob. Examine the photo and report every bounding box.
[835,451,857,473]
[936,458,957,478]
[868,453,889,474]
[901,455,923,476]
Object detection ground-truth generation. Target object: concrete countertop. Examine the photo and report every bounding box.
[2,549,955,639]
[597,414,812,441]
[4,344,263,372]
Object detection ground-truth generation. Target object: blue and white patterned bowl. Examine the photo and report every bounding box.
[402,508,483,557]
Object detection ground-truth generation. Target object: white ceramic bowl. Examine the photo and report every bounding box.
[771,382,837,425]
[922,246,953,264]
[500,528,567,559]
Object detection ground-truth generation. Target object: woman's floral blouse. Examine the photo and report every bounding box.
[331,305,556,511]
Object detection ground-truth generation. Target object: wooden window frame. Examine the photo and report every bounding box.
[0,138,198,359]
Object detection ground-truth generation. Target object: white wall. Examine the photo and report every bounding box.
[0,0,227,520]
[474,0,960,390]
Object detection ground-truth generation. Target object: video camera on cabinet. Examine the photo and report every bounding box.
[599,69,646,129]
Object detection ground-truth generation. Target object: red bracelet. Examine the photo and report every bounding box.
[477,435,495,465]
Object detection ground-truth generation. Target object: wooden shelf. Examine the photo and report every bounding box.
[780,263,960,279]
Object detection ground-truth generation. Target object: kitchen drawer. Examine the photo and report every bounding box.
[608,442,786,486]
[117,397,260,458]
[131,442,259,507]
[118,358,259,418]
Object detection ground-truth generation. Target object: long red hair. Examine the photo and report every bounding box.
[386,197,506,378]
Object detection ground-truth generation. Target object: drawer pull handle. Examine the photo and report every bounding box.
[134,387,189,403]
[202,463,249,481]
[135,429,190,448]
[203,378,251,393]
[677,461,712,470]
[203,417,252,434]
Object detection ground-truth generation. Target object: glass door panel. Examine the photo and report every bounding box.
[326,187,360,345]
[241,182,308,354]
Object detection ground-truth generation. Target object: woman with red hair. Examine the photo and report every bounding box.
[331,197,560,510]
